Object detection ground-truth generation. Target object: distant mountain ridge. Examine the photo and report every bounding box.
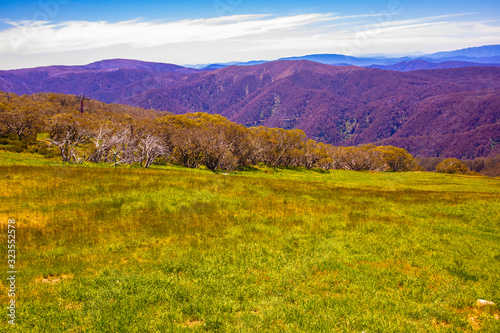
[196,44,500,70]
[425,45,500,59]
[0,59,200,103]
[369,60,500,71]
[1,45,500,159]
[17,59,198,73]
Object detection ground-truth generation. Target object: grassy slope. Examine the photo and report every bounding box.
[0,151,499,332]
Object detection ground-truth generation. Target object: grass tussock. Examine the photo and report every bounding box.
[0,151,499,332]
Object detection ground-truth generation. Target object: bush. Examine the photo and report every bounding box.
[377,145,422,171]
[0,133,28,152]
[31,141,60,158]
[464,155,500,177]
[436,158,470,174]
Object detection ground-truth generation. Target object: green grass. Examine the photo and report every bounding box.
[1,151,499,332]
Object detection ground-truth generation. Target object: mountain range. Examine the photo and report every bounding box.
[1,45,499,159]
[197,44,500,70]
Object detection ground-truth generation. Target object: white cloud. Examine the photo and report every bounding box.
[0,12,499,69]
[328,18,500,55]
[0,14,335,54]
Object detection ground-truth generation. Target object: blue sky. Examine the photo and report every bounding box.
[0,0,499,69]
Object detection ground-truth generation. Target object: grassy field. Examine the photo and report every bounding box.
[0,151,499,332]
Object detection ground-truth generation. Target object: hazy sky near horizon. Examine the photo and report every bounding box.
[0,0,499,69]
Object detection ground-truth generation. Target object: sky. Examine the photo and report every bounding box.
[0,0,499,70]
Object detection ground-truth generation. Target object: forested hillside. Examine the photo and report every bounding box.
[128,61,500,160]
[0,92,422,173]
[2,91,500,176]
[1,60,499,160]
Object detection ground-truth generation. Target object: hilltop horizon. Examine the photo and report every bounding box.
[1,44,500,71]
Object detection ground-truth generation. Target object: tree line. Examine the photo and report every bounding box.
[0,91,425,172]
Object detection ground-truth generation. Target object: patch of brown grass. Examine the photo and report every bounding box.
[468,314,481,331]
[35,274,73,284]
[431,317,451,328]
[457,305,500,331]
[64,303,83,310]
[183,319,204,328]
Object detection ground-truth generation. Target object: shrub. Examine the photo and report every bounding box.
[377,145,422,171]
[436,158,470,174]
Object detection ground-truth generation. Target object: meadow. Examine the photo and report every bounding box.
[0,151,499,332]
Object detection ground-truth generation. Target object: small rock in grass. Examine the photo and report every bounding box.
[476,299,495,307]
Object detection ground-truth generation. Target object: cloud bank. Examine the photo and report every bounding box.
[0,12,499,69]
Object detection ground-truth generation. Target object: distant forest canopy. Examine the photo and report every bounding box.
[0,91,499,176]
